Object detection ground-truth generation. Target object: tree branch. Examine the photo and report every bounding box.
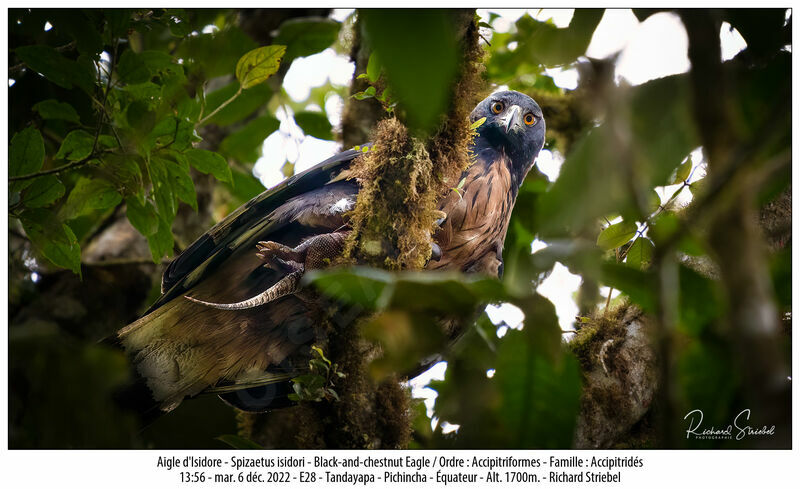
[8,155,99,182]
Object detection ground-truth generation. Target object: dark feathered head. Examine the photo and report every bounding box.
[470,90,546,182]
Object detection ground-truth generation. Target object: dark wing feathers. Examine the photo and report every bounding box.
[121,147,368,410]
[150,147,365,314]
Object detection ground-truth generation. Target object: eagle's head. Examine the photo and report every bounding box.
[470,90,546,181]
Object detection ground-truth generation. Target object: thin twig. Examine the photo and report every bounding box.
[8,156,99,182]
[91,39,118,155]
[197,85,242,126]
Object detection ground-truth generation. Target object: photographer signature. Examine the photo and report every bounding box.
[684,409,776,440]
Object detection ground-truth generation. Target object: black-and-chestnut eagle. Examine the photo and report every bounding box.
[118,90,545,412]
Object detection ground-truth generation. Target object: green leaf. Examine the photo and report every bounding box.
[597,221,637,250]
[307,267,508,315]
[106,9,132,39]
[185,149,233,184]
[15,45,95,92]
[495,333,582,448]
[48,10,103,56]
[33,99,81,123]
[177,95,201,122]
[493,295,582,447]
[60,177,122,219]
[678,265,722,336]
[165,158,197,211]
[20,176,65,208]
[138,50,174,72]
[629,75,697,186]
[360,9,460,133]
[219,115,279,164]
[147,217,174,262]
[352,86,376,100]
[55,130,94,161]
[273,18,341,63]
[366,51,381,82]
[177,26,258,79]
[146,117,193,151]
[97,135,118,150]
[626,236,654,269]
[673,157,692,184]
[226,168,266,206]
[117,50,151,85]
[470,117,487,130]
[305,267,392,309]
[598,262,658,313]
[294,111,333,140]
[97,153,143,194]
[235,45,286,90]
[513,10,603,67]
[19,209,82,276]
[148,157,177,221]
[125,196,159,236]
[363,310,445,380]
[380,273,507,314]
[126,100,157,134]
[648,188,662,214]
[215,434,263,450]
[10,127,45,190]
[676,340,738,443]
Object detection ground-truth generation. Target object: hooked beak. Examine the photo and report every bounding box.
[503,105,523,134]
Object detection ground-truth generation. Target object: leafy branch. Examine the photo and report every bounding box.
[198,45,286,126]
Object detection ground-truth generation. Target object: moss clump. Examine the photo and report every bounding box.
[569,302,632,373]
[341,120,445,269]
[340,16,486,271]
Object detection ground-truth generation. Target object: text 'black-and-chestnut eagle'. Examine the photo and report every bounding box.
[118,91,545,412]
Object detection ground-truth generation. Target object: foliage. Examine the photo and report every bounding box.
[360,10,461,133]
[288,346,347,402]
[8,8,344,448]
[8,9,343,270]
[8,8,791,449]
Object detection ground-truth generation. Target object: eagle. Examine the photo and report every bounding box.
[117,90,546,412]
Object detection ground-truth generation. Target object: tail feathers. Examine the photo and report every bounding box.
[134,340,221,411]
[204,371,296,394]
[204,370,298,412]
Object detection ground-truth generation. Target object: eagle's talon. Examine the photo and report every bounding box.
[255,241,303,270]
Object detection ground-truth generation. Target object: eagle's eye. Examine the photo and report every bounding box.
[491,101,504,114]
[524,113,536,126]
